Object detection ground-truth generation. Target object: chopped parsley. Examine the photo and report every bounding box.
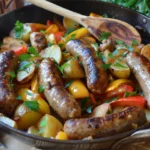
[17,61,32,73]
[64,28,75,36]
[15,20,24,39]
[64,80,73,88]
[100,32,111,41]
[16,95,22,100]
[124,91,137,98]
[102,63,111,70]
[132,39,139,47]
[116,39,124,45]
[55,62,70,74]
[10,71,16,87]
[113,62,128,68]
[38,85,45,93]
[105,97,118,103]
[19,53,32,61]
[91,43,99,51]
[24,101,39,112]
[28,46,39,56]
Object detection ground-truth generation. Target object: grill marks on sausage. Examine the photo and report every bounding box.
[125,52,150,109]
[0,51,20,116]
[66,40,109,94]
[64,106,146,139]
[39,58,81,120]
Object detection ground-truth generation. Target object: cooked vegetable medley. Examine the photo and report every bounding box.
[0,12,150,140]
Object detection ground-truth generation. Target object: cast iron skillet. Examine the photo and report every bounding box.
[0,1,150,150]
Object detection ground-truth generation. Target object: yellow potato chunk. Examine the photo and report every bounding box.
[63,59,85,78]
[55,131,68,140]
[141,44,150,60]
[68,80,89,99]
[14,104,42,130]
[38,114,63,138]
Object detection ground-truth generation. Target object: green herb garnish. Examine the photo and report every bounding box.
[38,85,44,93]
[124,91,137,98]
[100,32,111,41]
[19,53,32,61]
[16,95,22,100]
[24,101,39,112]
[91,43,99,51]
[113,62,128,68]
[55,62,70,74]
[10,71,16,87]
[102,64,111,70]
[64,28,75,36]
[116,40,124,45]
[64,80,73,88]
[107,109,111,114]
[132,39,139,47]
[105,97,118,103]
[18,61,32,73]
[86,106,93,114]
[48,42,54,47]
[15,20,24,39]
[28,46,39,56]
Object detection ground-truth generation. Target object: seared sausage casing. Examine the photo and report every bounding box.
[64,106,146,139]
[125,52,150,109]
[66,40,109,94]
[0,51,20,116]
[39,58,81,120]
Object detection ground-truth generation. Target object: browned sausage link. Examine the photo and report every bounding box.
[125,52,150,109]
[64,106,146,139]
[39,58,81,120]
[66,40,109,94]
[30,32,47,53]
[0,51,20,117]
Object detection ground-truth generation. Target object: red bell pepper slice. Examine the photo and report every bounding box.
[110,96,146,108]
[13,46,28,56]
[46,20,52,27]
[54,31,64,43]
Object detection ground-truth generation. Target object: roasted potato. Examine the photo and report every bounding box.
[14,104,42,130]
[110,58,130,79]
[90,103,112,117]
[40,45,62,64]
[17,88,50,115]
[141,44,150,60]
[38,114,63,138]
[0,113,17,128]
[27,126,39,135]
[17,61,36,83]
[68,80,89,99]
[63,59,85,78]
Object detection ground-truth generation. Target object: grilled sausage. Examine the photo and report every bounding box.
[39,58,81,120]
[0,51,20,116]
[125,52,150,109]
[30,32,47,53]
[64,106,146,139]
[66,40,109,94]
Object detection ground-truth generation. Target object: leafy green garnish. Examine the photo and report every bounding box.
[124,91,137,98]
[86,106,93,114]
[102,64,111,70]
[64,28,75,36]
[10,71,16,87]
[39,116,47,127]
[99,0,150,17]
[100,32,111,41]
[16,95,22,100]
[48,42,54,47]
[81,97,90,111]
[24,101,39,112]
[38,85,44,93]
[113,62,128,68]
[40,30,45,34]
[132,39,139,47]
[19,53,32,61]
[15,20,24,39]
[18,61,32,73]
[91,43,99,51]
[105,97,118,103]
[116,40,124,45]
[70,34,76,40]
[55,62,70,74]
[125,44,133,52]
[107,109,111,114]
[58,44,64,48]
[64,80,73,88]
[25,91,34,96]
[28,46,39,56]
